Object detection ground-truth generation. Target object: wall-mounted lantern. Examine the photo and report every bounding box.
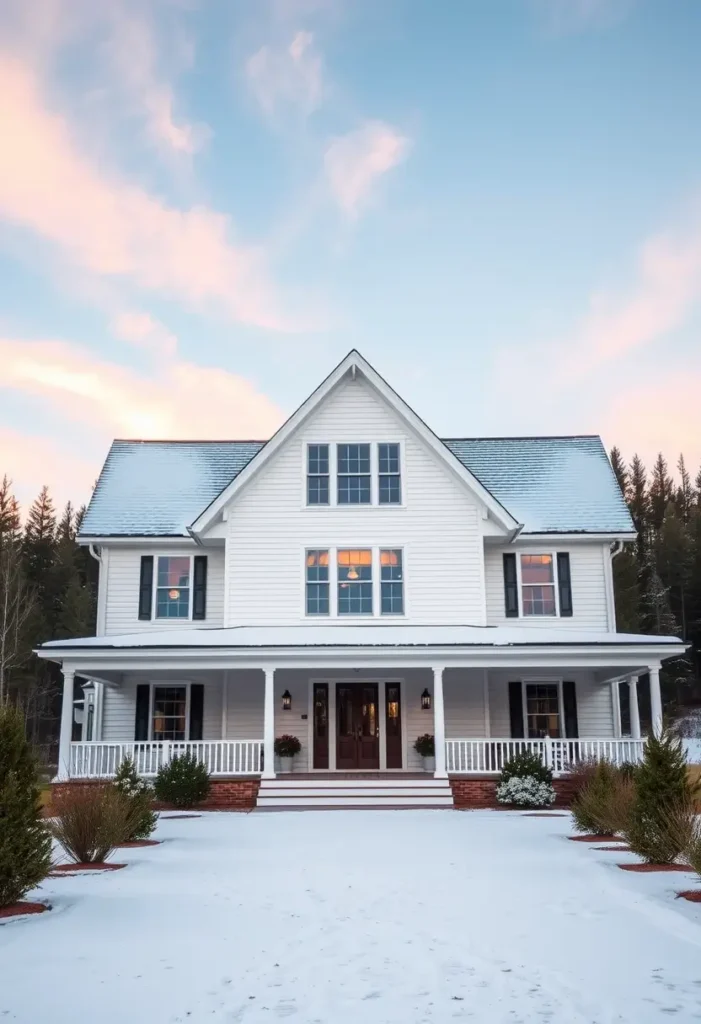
[282,689,292,711]
[421,688,432,711]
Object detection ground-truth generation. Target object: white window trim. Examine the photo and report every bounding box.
[377,442,403,507]
[305,443,331,508]
[379,547,405,616]
[148,681,192,741]
[336,443,373,507]
[516,551,560,619]
[520,678,564,739]
[302,442,405,508]
[153,554,194,621]
[301,545,407,620]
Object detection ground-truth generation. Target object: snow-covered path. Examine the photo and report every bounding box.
[2,810,701,1023]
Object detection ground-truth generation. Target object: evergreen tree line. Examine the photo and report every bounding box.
[610,449,701,712]
[0,476,97,765]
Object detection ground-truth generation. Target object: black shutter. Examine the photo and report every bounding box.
[135,684,150,740]
[562,680,579,738]
[557,553,573,617]
[138,555,154,620]
[508,681,525,738]
[189,684,204,741]
[503,553,519,618]
[192,556,208,621]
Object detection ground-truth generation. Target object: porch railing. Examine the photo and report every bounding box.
[69,740,264,779]
[445,738,646,776]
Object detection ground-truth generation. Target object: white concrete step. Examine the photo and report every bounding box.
[257,795,455,808]
[259,777,448,789]
[259,786,452,799]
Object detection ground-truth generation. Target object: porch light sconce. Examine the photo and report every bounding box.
[282,690,292,711]
[421,688,432,711]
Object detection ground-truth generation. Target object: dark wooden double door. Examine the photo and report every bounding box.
[313,682,402,770]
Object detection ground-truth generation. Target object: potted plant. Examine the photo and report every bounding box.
[275,735,302,773]
[414,734,435,772]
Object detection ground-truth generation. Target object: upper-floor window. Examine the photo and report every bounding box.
[306,549,330,615]
[338,549,373,614]
[378,443,401,504]
[380,549,404,614]
[520,554,556,616]
[337,444,371,504]
[307,445,329,505]
[156,556,191,618]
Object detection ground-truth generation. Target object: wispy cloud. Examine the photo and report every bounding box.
[533,0,634,34]
[246,30,323,118]
[0,56,298,330]
[324,121,410,218]
[0,427,98,511]
[111,311,178,358]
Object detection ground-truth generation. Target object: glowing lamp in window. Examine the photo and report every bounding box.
[346,567,359,580]
[282,689,292,711]
[421,688,432,711]
[168,589,181,600]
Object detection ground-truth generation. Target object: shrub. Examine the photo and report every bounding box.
[114,757,158,841]
[572,763,636,836]
[274,736,302,758]
[562,756,600,797]
[496,776,556,808]
[413,734,435,758]
[500,750,553,785]
[623,731,692,864]
[661,798,701,874]
[0,704,52,907]
[154,753,210,809]
[49,785,136,863]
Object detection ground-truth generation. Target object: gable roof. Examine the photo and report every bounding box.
[79,434,634,539]
[188,350,519,535]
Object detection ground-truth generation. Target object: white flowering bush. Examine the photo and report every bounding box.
[496,775,556,808]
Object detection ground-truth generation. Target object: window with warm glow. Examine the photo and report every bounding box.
[152,685,187,740]
[306,549,330,615]
[380,548,404,614]
[520,554,556,616]
[337,549,373,614]
[525,683,561,738]
[156,556,191,618]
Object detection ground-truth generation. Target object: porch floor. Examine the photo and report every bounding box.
[5,812,701,1023]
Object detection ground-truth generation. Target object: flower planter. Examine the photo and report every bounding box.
[279,756,294,773]
[422,756,435,772]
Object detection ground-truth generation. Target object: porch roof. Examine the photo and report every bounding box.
[38,623,683,654]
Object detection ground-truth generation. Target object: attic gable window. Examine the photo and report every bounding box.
[307,445,329,505]
[337,444,371,504]
[520,554,556,617]
[378,443,401,504]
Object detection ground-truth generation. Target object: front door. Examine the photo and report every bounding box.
[336,683,380,769]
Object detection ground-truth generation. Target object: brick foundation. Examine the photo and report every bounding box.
[449,775,578,809]
[49,777,260,813]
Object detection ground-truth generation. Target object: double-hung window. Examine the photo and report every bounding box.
[307,445,329,505]
[152,685,187,740]
[380,549,404,614]
[337,444,371,504]
[525,683,561,738]
[378,443,401,504]
[156,556,191,618]
[306,550,330,615]
[520,554,556,616]
[337,549,373,614]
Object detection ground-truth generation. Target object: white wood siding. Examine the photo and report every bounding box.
[485,669,615,738]
[101,671,224,741]
[225,376,486,626]
[484,542,611,631]
[103,545,225,635]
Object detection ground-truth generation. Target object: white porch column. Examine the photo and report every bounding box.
[628,676,641,739]
[649,666,663,737]
[610,680,622,738]
[56,667,75,781]
[262,666,276,779]
[432,666,447,779]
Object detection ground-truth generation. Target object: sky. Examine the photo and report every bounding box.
[1,0,700,512]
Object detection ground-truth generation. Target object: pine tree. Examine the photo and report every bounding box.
[0,703,52,907]
[612,546,640,632]
[676,455,696,523]
[649,453,674,532]
[639,546,678,637]
[610,447,629,498]
[0,477,21,544]
[628,455,649,552]
[624,731,691,864]
[22,486,57,628]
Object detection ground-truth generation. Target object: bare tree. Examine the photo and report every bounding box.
[0,539,37,704]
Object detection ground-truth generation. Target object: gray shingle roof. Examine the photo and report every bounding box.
[79,435,634,538]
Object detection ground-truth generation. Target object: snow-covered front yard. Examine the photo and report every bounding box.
[3,810,701,1023]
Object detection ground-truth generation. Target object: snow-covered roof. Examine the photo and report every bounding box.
[79,436,633,538]
[40,623,682,651]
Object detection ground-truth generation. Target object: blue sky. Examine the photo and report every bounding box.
[1,0,700,510]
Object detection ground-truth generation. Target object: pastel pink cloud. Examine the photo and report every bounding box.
[246,30,323,117]
[324,121,410,217]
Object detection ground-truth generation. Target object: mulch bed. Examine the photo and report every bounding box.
[568,835,620,843]
[0,901,50,920]
[49,863,127,875]
[115,840,161,848]
[594,845,632,852]
[160,814,202,820]
[618,863,693,873]
[522,813,569,818]
[676,890,701,902]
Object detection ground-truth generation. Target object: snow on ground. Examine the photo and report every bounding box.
[2,810,701,1023]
